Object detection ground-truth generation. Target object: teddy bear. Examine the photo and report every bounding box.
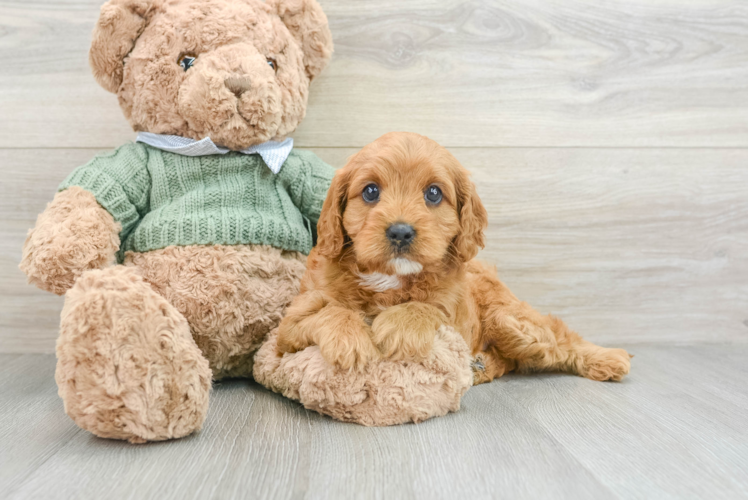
[22,0,475,442]
[20,0,337,443]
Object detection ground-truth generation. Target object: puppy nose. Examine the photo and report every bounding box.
[386,223,416,249]
[224,76,251,97]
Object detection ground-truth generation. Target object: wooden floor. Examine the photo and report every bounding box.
[2,346,747,500]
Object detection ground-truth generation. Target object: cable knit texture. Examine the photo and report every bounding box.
[59,142,335,260]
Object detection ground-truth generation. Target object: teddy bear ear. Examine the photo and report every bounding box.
[269,0,334,81]
[89,0,160,93]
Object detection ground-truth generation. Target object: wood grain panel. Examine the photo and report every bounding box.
[2,147,746,352]
[3,347,748,499]
[1,0,748,148]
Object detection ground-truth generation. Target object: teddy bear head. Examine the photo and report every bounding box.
[89,0,333,150]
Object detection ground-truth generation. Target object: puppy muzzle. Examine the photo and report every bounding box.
[386,223,416,252]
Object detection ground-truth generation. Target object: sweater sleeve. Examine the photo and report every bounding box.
[288,151,336,228]
[58,142,151,241]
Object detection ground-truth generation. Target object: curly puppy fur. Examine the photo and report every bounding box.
[20,187,121,295]
[254,325,473,426]
[126,245,307,379]
[57,266,212,443]
[90,0,333,149]
[277,132,631,383]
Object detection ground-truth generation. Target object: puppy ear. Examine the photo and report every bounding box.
[89,0,160,93]
[269,0,334,80]
[316,168,349,259]
[453,168,488,262]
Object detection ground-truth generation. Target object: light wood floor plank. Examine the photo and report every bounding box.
[1,0,748,148]
[0,354,82,495]
[302,390,613,500]
[3,347,747,499]
[8,378,315,500]
[2,147,746,352]
[503,344,748,499]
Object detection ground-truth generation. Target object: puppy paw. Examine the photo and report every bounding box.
[371,302,444,362]
[318,324,380,371]
[581,347,631,381]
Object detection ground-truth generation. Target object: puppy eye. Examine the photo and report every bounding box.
[178,54,197,71]
[362,183,380,203]
[425,185,443,205]
[267,58,277,72]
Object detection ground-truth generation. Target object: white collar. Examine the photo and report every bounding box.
[135,132,293,174]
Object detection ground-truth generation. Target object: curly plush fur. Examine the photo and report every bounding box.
[57,266,212,443]
[20,187,120,295]
[254,326,473,426]
[126,245,306,379]
[21,0,335,442]
[91,0,333,149]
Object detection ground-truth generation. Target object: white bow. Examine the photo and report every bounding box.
[136,132,294,174]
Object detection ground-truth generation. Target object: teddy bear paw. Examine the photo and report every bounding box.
[56,266,212,443]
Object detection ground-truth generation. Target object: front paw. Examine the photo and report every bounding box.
[581,347,632,382]
[371,302,445,362]
[318,323,380,371]
[20,187,120,295]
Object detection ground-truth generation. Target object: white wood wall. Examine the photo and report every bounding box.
[1,0,747,352]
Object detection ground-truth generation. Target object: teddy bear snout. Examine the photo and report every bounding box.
[224,76,251,97]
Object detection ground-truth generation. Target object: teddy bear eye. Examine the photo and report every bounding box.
[267,58,277,72]
[178,54,197,71]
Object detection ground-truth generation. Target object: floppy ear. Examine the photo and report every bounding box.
[316,168,349,260]
[269,0,334,80]
[452,167,488,263]
[89,0,160,93]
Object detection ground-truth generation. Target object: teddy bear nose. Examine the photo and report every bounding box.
[224,76,251,97]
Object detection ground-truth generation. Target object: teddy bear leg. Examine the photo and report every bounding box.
[56,266,212,443]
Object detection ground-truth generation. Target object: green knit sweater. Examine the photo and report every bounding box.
[59,142,335,261]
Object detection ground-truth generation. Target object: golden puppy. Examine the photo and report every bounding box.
[277,132,631,383]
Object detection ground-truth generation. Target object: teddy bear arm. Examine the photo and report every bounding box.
[285,153,336,244]
[20,187,121,295]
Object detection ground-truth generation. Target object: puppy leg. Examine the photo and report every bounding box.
[277,291,380,371]
[370,302,445,361]
[469,262,630,382]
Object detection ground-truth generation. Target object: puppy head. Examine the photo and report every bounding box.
[317,132,488,276]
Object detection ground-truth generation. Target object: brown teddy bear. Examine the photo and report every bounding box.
[21,0,473,442]
[20,0,337,443]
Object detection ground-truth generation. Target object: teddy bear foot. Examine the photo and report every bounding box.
[255,325,474,426]
[56,266,212,443]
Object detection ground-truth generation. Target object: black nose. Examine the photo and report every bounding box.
[386,223,416,249]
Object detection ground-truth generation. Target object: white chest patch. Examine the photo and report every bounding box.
[357,272,402,293]
[389,257,423,276]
